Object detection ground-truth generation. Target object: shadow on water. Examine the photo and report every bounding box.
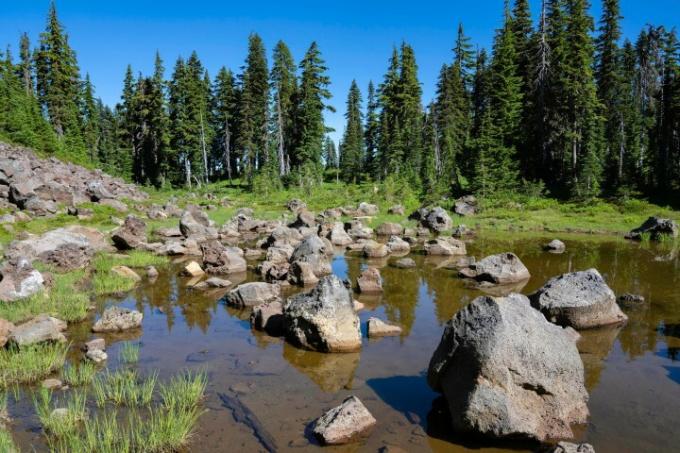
[366,373,437,428]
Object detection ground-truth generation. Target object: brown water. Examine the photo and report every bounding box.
[8,233,680,453]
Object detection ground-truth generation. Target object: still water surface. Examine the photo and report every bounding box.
[11,233,680,452]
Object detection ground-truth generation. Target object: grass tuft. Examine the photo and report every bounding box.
[118,342,140,364]
[0,343,68,387]
[92,369,157,407]
[34,388,87,438]
[61,362,98,387]
[159,370,208,411]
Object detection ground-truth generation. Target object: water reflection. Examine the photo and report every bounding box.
[282,343,359,392]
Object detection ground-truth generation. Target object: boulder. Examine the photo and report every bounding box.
[313,396,376,445]
[289,261,320,286]
[0,318,15,347]
[179,206,218,240]
[10,315,67,346]
[367,317,402,337]
[376,222,404,236]
[284,275,361,353]
[286,199,307,213]
[357,267,383,293]
[111,215,147,250]
[458,252,530,284]
[529,269,628,329]
[86,349,108,363]
[544,239,566,253]
[386,236,410,254]
[357,202,379,216]
[40,243,95,271]
[24,197,58,216]
[424,207,453,232]
[265,226,303,248]
[427,293,589,441]
[201,241,247,274]
[289,210,317,229]
[194,276,232,289]
[0,258,45,302]
[363,240,389,258]
[626,216,678,241]
[424,238,467,256]
[250,300,285,336]
[393,258,416,269]
[452,224,475,238]
[224,282,281,308]
[617,293,645,309]
[290,235,331,277]
[86,181,114,201]
[99,198,128,213]
[111,265,142,282]
[182,261,205,277]
[328,222,353,246]
[83,338,106,352]
[92,307,143,332]
[345,220,373,240]
[453,195,477,216]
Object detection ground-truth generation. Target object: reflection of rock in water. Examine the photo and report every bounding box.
[282,342,359,392]
[471,279,529,297]
[578,324,623,390]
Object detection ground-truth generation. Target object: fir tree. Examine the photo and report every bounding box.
[339,80,365,182]
[270,41,297,177]
[211,67,238,180]
[19,33,33,96]
[364,81,380,175]
[81,74,99,162]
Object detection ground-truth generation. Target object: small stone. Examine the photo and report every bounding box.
[367,317,402,337]
[111,265,141,281]
[353,300,365,312]
[194,277,232,289]
[83,338,106,352]
[85,349,108,363]
[313,396,376,445]
[146,265,159,279]
[42,378,63,390]
[547,442,596,453]
[393,258,416,269]
[92,306,143,332]
[182,261,205,277]
[544,239,566,253]
[617,293,645,308]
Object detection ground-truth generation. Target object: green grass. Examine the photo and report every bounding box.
[159,370,208,411]
[0,343,68,387]
[143,403,203,451]
[91,251,167,296]
[92,369,157,407]
[0,269,89,324]
[118,342,140,364]
[35,388,88,438]
[61,362,98,386]
[0,428,17,453]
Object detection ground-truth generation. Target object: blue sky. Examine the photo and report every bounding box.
[1,1,678,143]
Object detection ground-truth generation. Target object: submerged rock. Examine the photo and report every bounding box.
[182,261,205,277]
[616,293,645,309]
[92,307,143,332]
[427,293,589,441]
[393,257,416,269]
[530,269,627,329]
[543,239,566,253]
[312,396,376,445]
[458,252,530,284]
[284,275,361,353]
[367,317,402,337]
[224,282,281,308]
[111,265,141,282]
[626,216,678,241]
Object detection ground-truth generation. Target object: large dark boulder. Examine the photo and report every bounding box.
[111,215,147,250]
[626,216,678,241]
[427,293,589,441]
[201,240,247,274]
[290,235,331,277]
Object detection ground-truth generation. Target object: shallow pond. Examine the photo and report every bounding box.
[8,233,680,452]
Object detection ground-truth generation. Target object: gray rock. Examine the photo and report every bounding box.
[224,282,281,308]
[284,275,361,353]
[85,349,108,363]
[42,378,63,390]
[289,261,320,286]
[617,293,645,309]
[626,216,678,241]
[328,222,353,246]
[111,215,147,250]
[388,205,405,215]
[357,202,379,216]
[458,252,530,284]
[92,307,143,332]
[393,258,416,269]
[453,195,477,216]
[544,239,566,253]
[0,258,45,302]
[546,442,596,453]
[367,317,402,337]
[179,206,218,240]
[357,267,383,293]
[427,293,589,441]
[345,220,373,240]
[83,338,106,352]
[386,235,410,254]
[362,240,389,258]
[376,222,404,236]
[146,266,159,279]
[424,206,453,232]
[424,237,467,256]
[313,396,376,445]
[286,198,307,213]
[290,235,331,277]
[99,198,128,212]
[201,240,247,274]
[250,300,285,336]
[10,315,67,346]
[530,269,628,329]
[194,277,232,289]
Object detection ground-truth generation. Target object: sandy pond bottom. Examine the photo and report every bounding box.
[9,233,680,453]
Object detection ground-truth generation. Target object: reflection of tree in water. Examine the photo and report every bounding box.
[282,342,359,392]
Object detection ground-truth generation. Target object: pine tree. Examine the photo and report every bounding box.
[211,67,238,180]
[323,135,337,168]
[19,33,33,96]
[339,80,365,182]
[270,41,297,177]
[364,81,380,175]
[396,43,423,180]
[237,34,269,182]
[376,48,401,178]
[81,74,99,162]
[294,42,333,173]
[453,24,476,89]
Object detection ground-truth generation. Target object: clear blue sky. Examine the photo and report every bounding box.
[1,0,678,143]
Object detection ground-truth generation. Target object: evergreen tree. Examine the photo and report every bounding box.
[81,74,99,162]
[396,43,423,180]
[270,41,297,177]
[376,48,401,178]
[453,24,476,88]
[364,81,380,175]
[294,42,333,172]
[323,135,337,168]
[19,32,33,95]
[339,80,365,182]
[211,67,238,180]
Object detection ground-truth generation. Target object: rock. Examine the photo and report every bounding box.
[424,238,466,256]
[87,181,114,201]
[92,307,143,332]
[0,258,45,302]
[388,205,405,215]
[286,199,307,213]
[250,300,285,336]
[290,235,331,277]
[83,338,105,352]
[265,226,303,248]
[357,202,379,216]
[284,275,361,353]
[289,261,320,286]
[345,220,373,240]
[545,442,596,453]
[179,206,217,240]
[458,252,530,284]
[42,378,63,390]
[328,222,353,246]
[146,266,159,279]
[86,349,108,364]
[367,317,402,337]
[626,216,678,241]
[201,240,247,274]
[363,240,389,258]
[24,197,58,216]
[224,282,281,308]
[146,205,168,220]
[425,207,453,232]
[353,300,365,311]
[427,293,588,441]
[530,269,628,329]
[393,258,416,269]
[0,214,15,224]
[111,215,147,250]
[357,267,383,293]
[194,277,232,289]
[376,222,404,236]
[441,256,476,270]
[182,261,205,277]
[617,293,645,309]
[544,239,566,253]
[453,195,477,216]
[10,315,67,346]
[386,236,410,253]
[0,318,14,347]
[289,210,317,229]
[313,396,376,445]
[111,265,141,282]
[155,227,182,238]
[43,243,95,271]
[452,224,474,238]
[99,198,128,212]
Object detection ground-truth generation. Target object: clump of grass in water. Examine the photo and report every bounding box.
[118,342,140,364]
[92,369,157,407]
[34,388,87,438]
[0,429,17,453]
[61,362,98,386]
[0,343,68,387]
[159,370,208,411]
[91,251,167,296]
